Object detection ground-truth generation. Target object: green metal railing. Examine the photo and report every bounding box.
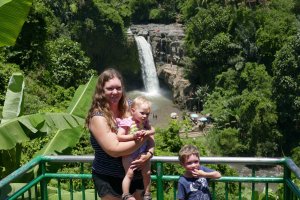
[1,156,300,200]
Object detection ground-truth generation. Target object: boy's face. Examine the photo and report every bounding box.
[131,104,150,123]
[181,154,200,172]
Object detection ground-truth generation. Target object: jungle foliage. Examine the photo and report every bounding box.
[0,0,300,192]
[181,0,300,159]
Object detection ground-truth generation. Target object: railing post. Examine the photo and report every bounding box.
[80,163,86,200]
[173,181,177,200]
[251,168,255,200]
[40,159,47,200]
[156,162,164,200]
[284,164,291,200]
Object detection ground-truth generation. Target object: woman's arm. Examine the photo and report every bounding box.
[145,126,155,136]
[146,134,155,155]
[131,134,155,170]
[90,116,149,157]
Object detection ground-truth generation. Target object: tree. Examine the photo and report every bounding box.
[255,4,299,70]
[194,85,209,111]
[272,33,300,154]
[129,0,156,23]
[184,4,237,86]
[44,36,93,88]
[205,63,281,156]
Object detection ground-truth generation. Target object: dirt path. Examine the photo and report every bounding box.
[179,131,204,138]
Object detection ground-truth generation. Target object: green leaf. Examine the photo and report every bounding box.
[0,0,33,47]
[0,113,84,150]
[0,76,95,178]
[67,75,97,118]
[1,73,24,124]
[32,76,97,156]
[35,126,83,156]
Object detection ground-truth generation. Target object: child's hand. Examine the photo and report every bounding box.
[134,130,145,140]
[191,169,206,177]
[192,169,222,179]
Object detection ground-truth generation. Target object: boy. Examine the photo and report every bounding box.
[177,145,221,200]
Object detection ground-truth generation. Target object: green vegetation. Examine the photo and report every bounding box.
[1,0,300,198]
[181,0,300,160]
[0,0,33,47]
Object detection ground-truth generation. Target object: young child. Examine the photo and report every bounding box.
[117,96,155,200]
[177,145,221,200]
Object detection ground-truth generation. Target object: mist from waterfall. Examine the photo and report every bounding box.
[134,35,160,94]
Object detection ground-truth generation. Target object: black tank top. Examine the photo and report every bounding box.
[90,112,125,178]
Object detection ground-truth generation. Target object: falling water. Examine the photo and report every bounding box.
[134,35,160,94]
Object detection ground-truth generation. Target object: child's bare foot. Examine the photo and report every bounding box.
[122,193,135,200]
[143,193,152,200]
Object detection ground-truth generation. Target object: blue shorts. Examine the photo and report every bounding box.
[92,171,144,198]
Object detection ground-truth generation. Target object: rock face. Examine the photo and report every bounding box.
[157,64,192,108]
[130,24,191,107]
[130,23,185,66]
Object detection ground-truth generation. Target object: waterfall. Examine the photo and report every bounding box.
[134,35,160,94]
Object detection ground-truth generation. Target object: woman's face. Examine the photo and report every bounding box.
[103,77,123,105]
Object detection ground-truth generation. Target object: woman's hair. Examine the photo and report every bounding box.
[85,68,128,130]
[178,144,200,164]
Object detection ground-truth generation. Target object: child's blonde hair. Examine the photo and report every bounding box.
[131,96,152,110]
[178,144,200,164]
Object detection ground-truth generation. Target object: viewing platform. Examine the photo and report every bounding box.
[1,156,300,199]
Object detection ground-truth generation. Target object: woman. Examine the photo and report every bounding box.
[86,68,154,200]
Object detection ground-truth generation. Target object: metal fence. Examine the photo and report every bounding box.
[1,155,300,199]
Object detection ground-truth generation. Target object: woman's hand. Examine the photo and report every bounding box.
[130,151,152,171]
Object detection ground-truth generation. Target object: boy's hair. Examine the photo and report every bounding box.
[131,96,152,110]
[178,144,200,164]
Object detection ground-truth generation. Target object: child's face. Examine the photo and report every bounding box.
[131,104,150,123]
[181,154,200,172]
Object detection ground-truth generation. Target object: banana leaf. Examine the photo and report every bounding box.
[0,74,94,152]
[67,75,97,118]
[0,0,33,47]
[0,75,95,179]
[1,72,24,124]
[35,75,97,156]
[0,112,84,178]
[34,126,83,156]
[0,113,84,150]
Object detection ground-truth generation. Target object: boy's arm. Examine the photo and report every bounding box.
[194,170,221,179]
[192,167,221,179]
[116,127,137,142]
